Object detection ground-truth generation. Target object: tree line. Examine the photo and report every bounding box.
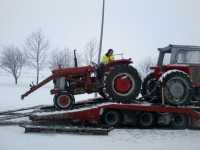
[0,30,98,85]
[0,30,155,85]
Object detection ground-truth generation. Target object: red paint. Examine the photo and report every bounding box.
[58,95,70,107]
[114,75,132,93]
[152,64,190,79]
[32,102,200,125]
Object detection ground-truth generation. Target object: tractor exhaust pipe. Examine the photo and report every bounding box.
[74,49,78,67]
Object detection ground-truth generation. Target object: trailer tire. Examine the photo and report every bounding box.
[171,114,188,129]
[54,93,74,110]
[138,112,155,128]
[105,65,141,102]
[102,110,122,127]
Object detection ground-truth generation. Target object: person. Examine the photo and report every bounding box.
[97,49,114,99]
[97,49,115,81]
[101,49,114,64]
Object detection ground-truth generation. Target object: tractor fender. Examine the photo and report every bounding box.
[159,69,190,82]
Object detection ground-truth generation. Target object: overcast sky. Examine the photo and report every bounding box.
[0,0,200,64]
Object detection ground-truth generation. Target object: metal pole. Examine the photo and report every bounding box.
[95,0,105,98]
[98,0,105,64]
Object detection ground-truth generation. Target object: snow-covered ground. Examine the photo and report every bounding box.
[0,71,200,150]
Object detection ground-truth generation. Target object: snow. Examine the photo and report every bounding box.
[0,71,200,150]
[0,126,200,150]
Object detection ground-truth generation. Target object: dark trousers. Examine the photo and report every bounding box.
[97,63,105,83]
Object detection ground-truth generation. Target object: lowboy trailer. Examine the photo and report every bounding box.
[29,97,200,129]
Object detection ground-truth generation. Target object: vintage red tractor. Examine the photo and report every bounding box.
[141,44,200,106]
[21,57,141,110]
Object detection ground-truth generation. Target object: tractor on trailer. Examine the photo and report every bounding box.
[142,44,200,106]
[21,44,200,109]
[21,58,142,110]
[1,44,200,133]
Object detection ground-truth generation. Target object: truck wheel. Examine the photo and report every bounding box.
[141,73,160,102]
[102,110,122,127]
[54,93,74,110]
[161,71,192,106]
[138,112,155,128]
[171,114,188,129]
[105,65,141,102]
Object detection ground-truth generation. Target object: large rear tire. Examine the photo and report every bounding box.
[105,65,141,102]
[160,71,192,106]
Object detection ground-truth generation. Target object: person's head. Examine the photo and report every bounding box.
[106,49,113,57]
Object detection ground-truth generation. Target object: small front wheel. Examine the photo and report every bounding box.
[53,93,74,110]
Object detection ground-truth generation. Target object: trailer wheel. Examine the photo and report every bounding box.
[138,112,155,128]
[54,93,74,110]
[171,114,188,129]
[161,71,192,106]
[105,65,141,102]
[102,110,122,127]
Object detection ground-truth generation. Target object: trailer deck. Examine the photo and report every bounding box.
[0,97,200,135]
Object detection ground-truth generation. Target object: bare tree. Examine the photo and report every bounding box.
[49,48,73,69]
[24,30,49,84]
[84,39,98,65]
[0,45,26,84]
[138,56,156,78]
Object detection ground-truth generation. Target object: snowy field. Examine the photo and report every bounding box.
[0,70,200,150]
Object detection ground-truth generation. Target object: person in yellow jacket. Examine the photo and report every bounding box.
[96,49,115,98]
[101,49,114,64]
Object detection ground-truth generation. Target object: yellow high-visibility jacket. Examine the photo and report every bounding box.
[101,54,114,64]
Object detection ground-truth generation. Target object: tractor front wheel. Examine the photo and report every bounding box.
[54,93,74,110]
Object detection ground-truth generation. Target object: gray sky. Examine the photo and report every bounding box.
[1,0,200,64]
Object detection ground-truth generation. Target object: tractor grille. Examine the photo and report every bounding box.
[55,77,66,90]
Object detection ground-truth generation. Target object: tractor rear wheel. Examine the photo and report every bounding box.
[105,65,141,102]
[161,71,192,106]
[54,93,74,110]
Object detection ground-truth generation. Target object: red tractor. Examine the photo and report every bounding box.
[21,57,141,110]
[141,44,200,106]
